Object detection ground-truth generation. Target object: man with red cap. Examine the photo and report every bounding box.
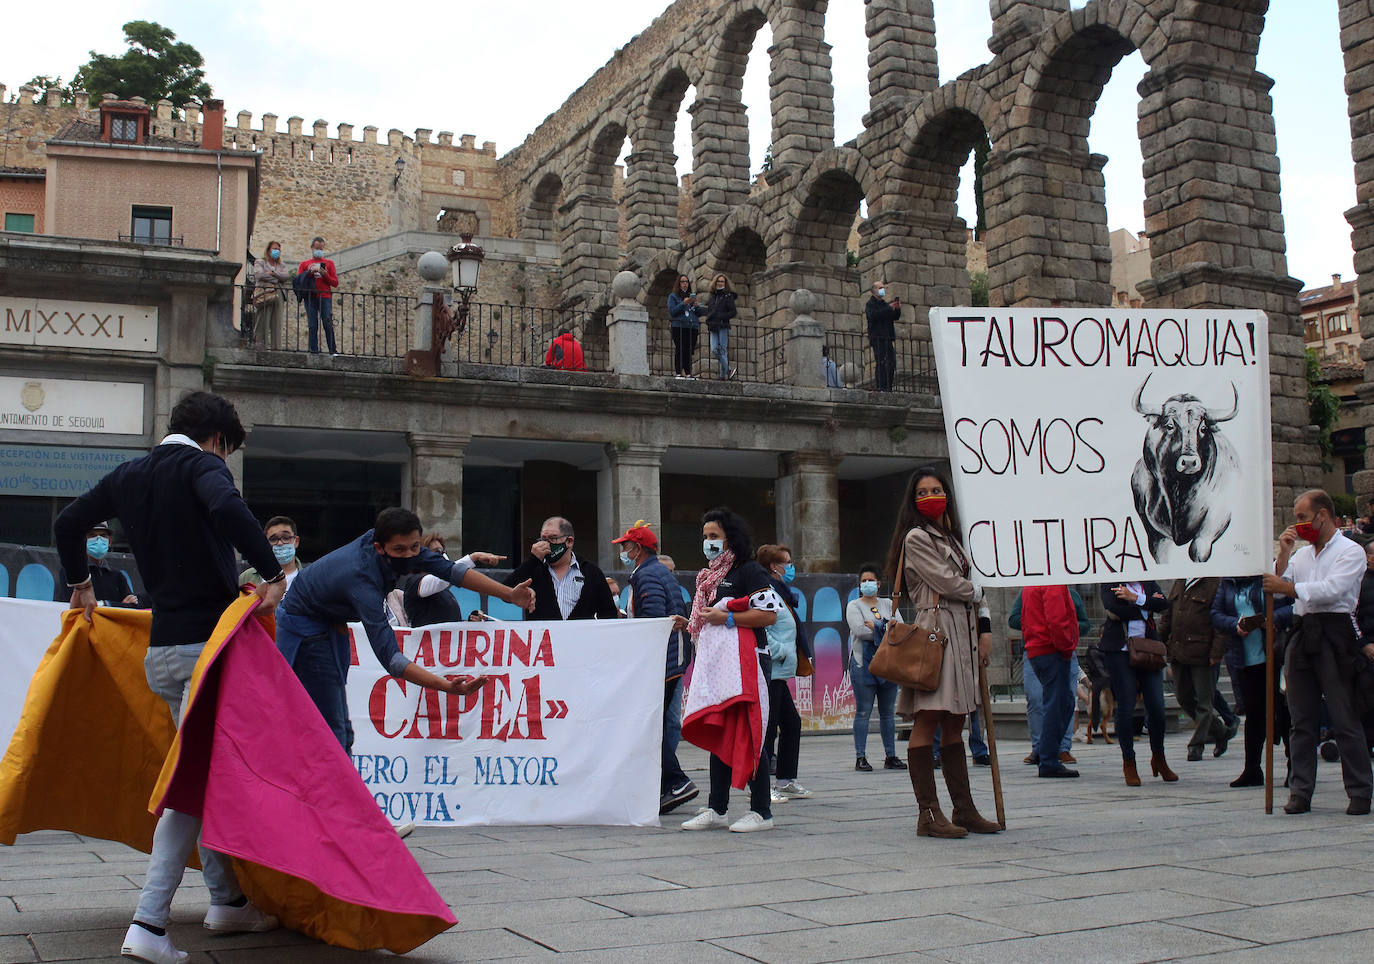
[614,522,695,814]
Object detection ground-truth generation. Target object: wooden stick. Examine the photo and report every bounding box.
[979,661,1006,830]
[1264,590,1275,815]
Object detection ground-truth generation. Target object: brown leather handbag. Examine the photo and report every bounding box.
[1126,635,1167,671]
[867,544,947,691]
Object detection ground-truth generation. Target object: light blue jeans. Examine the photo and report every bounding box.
[1023,649,1078,756]
[134,644,241,926]
[710,328,730,378]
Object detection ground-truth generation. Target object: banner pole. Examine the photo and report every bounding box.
[979,662,1006,830]
[1264,590,1275,816]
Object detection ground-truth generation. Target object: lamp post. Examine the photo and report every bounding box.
[404,234,484,377]
[392,155,405,188]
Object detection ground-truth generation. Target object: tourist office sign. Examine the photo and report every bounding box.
[0,377,144,436]
[0,297,158,352]
[928,308,1273,586]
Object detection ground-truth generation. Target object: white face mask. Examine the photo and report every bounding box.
[702,539,724,561]
[860,580,878,597]
[877,288,886,298]
[619,550,633,567]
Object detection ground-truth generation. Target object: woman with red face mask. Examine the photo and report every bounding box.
[882,467,1001,838]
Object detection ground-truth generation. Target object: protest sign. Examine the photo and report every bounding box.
[345,617,670,827]
[928,309,1273,586]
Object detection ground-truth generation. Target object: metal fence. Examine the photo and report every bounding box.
[237,284,415,357]
[823,330,937,394]
[648,323,787,384]
[455,302,606,372]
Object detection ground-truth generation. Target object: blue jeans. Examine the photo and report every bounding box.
[305,296,337,354]
[851,640,898,757]
[135,643,240,926]
[1030,652,1074,769]
[1103,648,1166,761]
[276,608,353,753]
[934,711,987,759]
[1024,649,1077,754]
[710,328,730,378]
[662,676,687,793]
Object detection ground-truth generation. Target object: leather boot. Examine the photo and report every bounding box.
[907,746,967,839]
[1151,752,1179,782]
[1123,758,1141,787]
[940,741,1002,833]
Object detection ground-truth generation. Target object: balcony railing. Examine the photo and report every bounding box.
[823,330,936,395]
[118,234,184,247]
[456,302,605,372]
[648,323,787,384]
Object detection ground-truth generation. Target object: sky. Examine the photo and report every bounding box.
[0,1,1355,289]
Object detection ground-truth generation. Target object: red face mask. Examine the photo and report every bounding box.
[1294,520,1322,543]
[916,494,947,520]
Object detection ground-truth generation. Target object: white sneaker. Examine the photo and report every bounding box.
[680,807,729,830]
[729,811,774,833]
[776,780,813,799]
[203,900,279,933]
[122,924,187,964]
[769,790,790,804]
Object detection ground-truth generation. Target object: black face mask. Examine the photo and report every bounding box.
[383,553,419,576]
[545,543,569,566]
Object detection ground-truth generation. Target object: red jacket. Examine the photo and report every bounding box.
[1020,585,1079,658]
[544,332,585,371]
[297,257,338,299]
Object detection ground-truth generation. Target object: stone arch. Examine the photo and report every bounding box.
[560,111,631,302]
[781,147,875,262]
[625,61,699,260]
[641,254,692,373]
[521,171,564,244]
[891,79,998,182]
[709,208,771,325]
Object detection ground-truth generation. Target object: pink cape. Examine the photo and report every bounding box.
[153,597,455,953]
[682,622,767,789]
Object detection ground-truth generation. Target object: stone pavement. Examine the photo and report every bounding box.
[3,731,1373,963]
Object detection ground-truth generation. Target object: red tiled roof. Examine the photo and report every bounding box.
[48,118,253,155]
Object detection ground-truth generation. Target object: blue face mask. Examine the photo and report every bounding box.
[273,543,297,565]
[86,536,110,560]
[860,580,879,597]
[702,539,724,561]
[269,249,280,260]
[782,563,796,583]
[619,550,633,567]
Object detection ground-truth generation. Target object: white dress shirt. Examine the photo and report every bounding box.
[1282,530,1366,616]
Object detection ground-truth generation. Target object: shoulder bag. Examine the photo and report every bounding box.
[1125,635,1167,671]
[867,542,947,691]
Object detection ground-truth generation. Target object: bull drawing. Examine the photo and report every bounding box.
[1129,374,1240,563]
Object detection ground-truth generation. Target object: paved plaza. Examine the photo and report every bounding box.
[2,731,1372,963]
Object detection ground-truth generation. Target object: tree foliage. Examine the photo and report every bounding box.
[1306,348,1342,464]
[23,75,75,105]
[72,21,211,106]
[969,271,990,307]
[972,134,991,241]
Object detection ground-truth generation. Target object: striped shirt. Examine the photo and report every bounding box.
[551,556,585,620]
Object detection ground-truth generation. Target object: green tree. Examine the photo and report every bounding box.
[752,144,773,185]
[23,75,75,104]
[1306,348,1342,467]
[972,133,991,241]
[72,21,212,105]
[969,271,989,307]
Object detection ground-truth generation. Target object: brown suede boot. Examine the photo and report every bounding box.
[940,741,1002,833]
[1123,758,1141,787]
[1151,752,1179,782]
[908,746,967,839]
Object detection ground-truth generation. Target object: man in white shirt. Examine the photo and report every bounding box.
[1264,489,1374,815]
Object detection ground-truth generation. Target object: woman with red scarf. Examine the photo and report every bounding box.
[884,467,1001,839]
[680,507,779,833]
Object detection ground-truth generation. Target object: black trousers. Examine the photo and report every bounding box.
[706,651,772,818]
[766,678,801,782]
[1285,614,1372,801]
[1237,661,1288,775]
[671,327,698,375]
[871,337,896,391]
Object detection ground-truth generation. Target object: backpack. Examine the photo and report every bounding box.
[291,269,315,303]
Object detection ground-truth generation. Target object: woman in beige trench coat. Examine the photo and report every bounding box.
[884,467,1001,838]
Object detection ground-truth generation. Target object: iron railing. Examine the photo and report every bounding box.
[823,330,937,394]
[649,323,787,384]
[455,302,606,372]
[119,234,184,246]
[237,284,415,357]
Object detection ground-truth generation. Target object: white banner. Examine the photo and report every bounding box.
[0,600,63,745]
[929,308,1273,586]
[346,617,670,827]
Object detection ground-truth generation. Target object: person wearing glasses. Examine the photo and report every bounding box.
[241,515,307,591]
[502,516,621,620]
[847,563,905,772]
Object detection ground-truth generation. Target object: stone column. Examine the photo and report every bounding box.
[689,96,751,218]
[768,10,835,174]
[1341,0,1374,497]
[865,0,938,119]
[623,148,679,262]
[409,432,468,540]
[597,444,666,562]
[559,190,619,306]
[775,452,841,572]
[988,0,1069,55]
[607,271,650,375]
[859,208,970,338]
[784,289,824,388]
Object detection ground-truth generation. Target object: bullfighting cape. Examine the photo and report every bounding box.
[0,597,456,954]
[682,620,769,789]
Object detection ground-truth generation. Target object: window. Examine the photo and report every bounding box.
[130,206,172,245]
[3,213,35,233]
[1327,313,1350,335]
[110,116,139,142]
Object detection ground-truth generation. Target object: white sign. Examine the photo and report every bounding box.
[0,601,63,747]
[0,297,157,352]
[0,377,144,436]
[928,308,1273,586]
[346,617,669,827]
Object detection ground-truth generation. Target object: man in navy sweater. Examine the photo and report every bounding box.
[54,390,287,964]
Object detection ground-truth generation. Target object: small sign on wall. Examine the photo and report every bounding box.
[0,297,158,352]
[0,377,144,436]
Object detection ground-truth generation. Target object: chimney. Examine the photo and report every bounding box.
[1333,273,1343,288]
[201,99,224,150]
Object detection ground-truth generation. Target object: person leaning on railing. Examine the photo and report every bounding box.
[250,241,291,349]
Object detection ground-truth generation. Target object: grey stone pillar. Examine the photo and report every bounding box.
[409,432,468,540]
[775,452,841,573]
[607,271,650,376]
[597,443,666,565]
[989,0,1069,54]
[1341,0,1374,498]
[784,289,824,388]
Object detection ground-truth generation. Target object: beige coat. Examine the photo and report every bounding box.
[894,524,980,716]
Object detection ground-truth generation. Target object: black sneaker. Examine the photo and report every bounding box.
[855,756,873,772]
[972,754,991,767]
[883,755,908,770]
[659,780,699,815]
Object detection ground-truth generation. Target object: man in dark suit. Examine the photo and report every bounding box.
[53,391,287,963]
[503,516,620,620]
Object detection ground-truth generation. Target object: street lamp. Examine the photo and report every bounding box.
[404,234,485,377]
[448,233,484,294]
[392,155,405,188]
